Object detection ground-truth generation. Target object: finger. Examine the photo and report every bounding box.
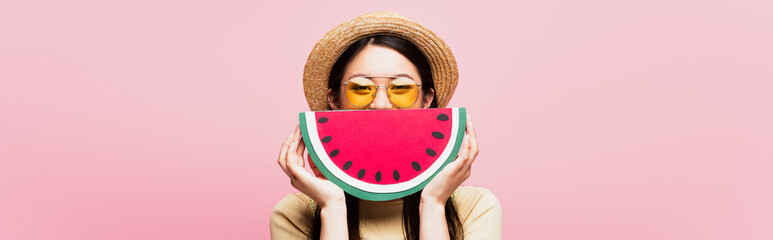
[287,136,307,180]
[454,136,470,177]
[295,129,305,155]
[307,154,320,175]
[287,133,300,168]
[277,134,292,169]
[445,135,469,175]
[307,154,316,169]
[444,155,465,173]
[278,133,294,174]
[290,125,304,164]
[278,132,293,163]
[435,159,466,195]
[294,124,301,139]
[287,157,315,186]
[466,114,479,160]
[307,154,326,178]
[468,129,479,163]
[451,164,471,183]
[457,133,471,162]
[466,114,476,137]
[296,138,307,167]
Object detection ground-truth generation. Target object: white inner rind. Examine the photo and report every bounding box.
[305,108,460,193]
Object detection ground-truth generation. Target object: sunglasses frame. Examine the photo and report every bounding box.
[341,75,422,108]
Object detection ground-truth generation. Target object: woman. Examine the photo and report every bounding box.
[272,12,502,239]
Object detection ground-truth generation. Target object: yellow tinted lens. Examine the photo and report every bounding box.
[388,78,419,107]
[345,77,375,107]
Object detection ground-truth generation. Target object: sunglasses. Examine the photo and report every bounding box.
[342,75,422,108]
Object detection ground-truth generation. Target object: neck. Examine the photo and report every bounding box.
[361,197,404,205]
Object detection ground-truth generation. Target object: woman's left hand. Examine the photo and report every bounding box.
[421,113,479,206]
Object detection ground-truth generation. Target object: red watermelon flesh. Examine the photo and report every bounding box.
[300,108,466,201]
[315,109,452,184]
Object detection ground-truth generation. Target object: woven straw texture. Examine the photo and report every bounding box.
[302,11,458,111]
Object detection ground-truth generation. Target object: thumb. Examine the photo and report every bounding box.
[307,154,325,178]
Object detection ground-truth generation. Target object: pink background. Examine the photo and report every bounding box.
[1,0,771,239]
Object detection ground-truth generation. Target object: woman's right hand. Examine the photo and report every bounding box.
[277,125,346,209]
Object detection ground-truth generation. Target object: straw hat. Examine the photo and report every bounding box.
[303,11,459,111]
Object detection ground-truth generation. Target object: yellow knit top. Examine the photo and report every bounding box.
[270,186,502,239]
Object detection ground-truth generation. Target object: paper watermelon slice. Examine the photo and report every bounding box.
[299,108,466,201]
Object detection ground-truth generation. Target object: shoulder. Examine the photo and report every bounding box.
[272,192,315,212]
[453,186,500,209]
[452,186,502,224]
[452,186,502,239]
[271,192,315,220]
[270,193,315,239]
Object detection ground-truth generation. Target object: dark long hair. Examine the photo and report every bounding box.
[312,35,461,239]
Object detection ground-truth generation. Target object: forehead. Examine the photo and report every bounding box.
[342,45,420,81]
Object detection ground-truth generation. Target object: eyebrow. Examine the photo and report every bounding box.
[348,73,415,80]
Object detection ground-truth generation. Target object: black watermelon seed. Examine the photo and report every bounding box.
[432,132,444,139]
[437,114,449,121]
[321,136,332,143]
[343,161,352,170]
[357,169,365,179]
[393,170,400,181]
[318,117,328,123]
[329,149,339,157]
[412,162,422,171]
[426,148,437,157]
[375,171,382,182]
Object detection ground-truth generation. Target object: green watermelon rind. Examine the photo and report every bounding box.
[299,108,467,201]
